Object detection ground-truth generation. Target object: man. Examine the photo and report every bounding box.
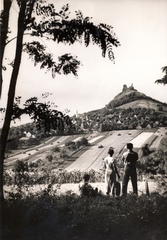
[122,143,139,196]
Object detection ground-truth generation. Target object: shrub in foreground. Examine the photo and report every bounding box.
[2,190,167,240]
[4,168,104,186]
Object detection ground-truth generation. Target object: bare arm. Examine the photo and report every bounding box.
[114,160,120,178]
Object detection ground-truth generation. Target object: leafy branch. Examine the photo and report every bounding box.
[155,66,167,85]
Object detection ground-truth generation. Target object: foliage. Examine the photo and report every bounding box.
[65,137,89,151]
[59,149,68,159]
[4,165,104,186]
[3,148,167,239]
[143,150,167,175]
[79,107,167,132]
[69,86,167,132]
[27,4,120,63]
[2,190,167,240]
[155,66,167,85]
[0,0,120,201]
[14,95,72,133]
[46,154,53,162]
[6,137,19,150]
[106,85,166,109]
[14,160,29,173]
[24,41,81,77]
[79,137,89,146]
[4,148,167,189]
[53,146,60,152]
[107,92,149,108]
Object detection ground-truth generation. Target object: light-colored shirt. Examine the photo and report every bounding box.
[103,155,115,171]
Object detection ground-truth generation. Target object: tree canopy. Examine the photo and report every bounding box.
[0,0,120,202]
[1,1,120,95]
[155,66,167,85]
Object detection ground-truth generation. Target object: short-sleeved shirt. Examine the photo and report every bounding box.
[122,150,138,168]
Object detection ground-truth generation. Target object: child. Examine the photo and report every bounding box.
[79,174,98,197]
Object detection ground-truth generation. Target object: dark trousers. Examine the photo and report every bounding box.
[122,166,138,195]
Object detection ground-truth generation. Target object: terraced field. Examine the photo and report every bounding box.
[66,129,157,171]
[4,128,166,171]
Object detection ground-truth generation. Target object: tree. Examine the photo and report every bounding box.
[20,95,72,134]
[0,0,120,203]
[155,66,167,85]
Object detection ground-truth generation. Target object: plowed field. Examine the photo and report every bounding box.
[4,128,166,171]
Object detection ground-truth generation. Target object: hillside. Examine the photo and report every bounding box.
[3,84,167,153]
[106,84,167,111]
[116,99,167,111]
[80,84,167,131]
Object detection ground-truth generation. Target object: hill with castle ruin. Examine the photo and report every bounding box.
[106,84,167,111]
[80,84,167,131]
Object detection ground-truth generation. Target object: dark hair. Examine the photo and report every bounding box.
[127,143,133,149]
[108,147,114,156]
[83,174,90,182]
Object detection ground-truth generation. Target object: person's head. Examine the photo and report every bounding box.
[108,147,114,157]
[127,143,133,150]
[83,174,90,182]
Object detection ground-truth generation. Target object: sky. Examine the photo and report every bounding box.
[0,0,167,127]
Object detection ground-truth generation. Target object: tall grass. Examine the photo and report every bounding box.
[2,149,167,240]
[2,190,167,240]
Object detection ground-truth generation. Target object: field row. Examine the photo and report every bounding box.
[4,128,166,171]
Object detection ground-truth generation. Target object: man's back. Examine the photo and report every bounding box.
[123,150,138,167]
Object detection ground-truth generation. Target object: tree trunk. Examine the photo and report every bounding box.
[0,0,26,209]
[0,0,12,98]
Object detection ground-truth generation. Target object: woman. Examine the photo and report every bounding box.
[103,147,120,195]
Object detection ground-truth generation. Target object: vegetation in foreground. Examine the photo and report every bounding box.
[2,190,167,240]
[4,147,167,186]
[2,148,167,240]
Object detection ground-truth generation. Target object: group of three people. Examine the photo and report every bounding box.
[79,143,139,197]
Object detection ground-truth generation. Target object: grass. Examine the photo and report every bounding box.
[2,147,167,240]
[2,191,167,240]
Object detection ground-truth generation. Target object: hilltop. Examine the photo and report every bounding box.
[105,84,167,111]
[80,84,167,131]
[3,84,167,151]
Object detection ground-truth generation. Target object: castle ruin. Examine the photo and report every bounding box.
[122,84,135,92]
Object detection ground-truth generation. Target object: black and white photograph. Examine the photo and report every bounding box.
[0,0,167,239]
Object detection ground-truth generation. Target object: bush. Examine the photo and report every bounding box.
[79,137,89,146]
[29,161,39,168]
[65,141,76,150]
[14,160,29,173]
[53,146,60,152]
[144,150,167,175]
[46,154,53,162]
[4,169,104,186]
[2,192,167,240]
[60,149,69,159]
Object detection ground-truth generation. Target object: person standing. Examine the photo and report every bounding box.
[122,143,139,196]
[103,147,120,196]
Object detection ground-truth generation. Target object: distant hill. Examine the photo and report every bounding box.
[106,84,167,112]
[80,84,167,131]
[4,85,167,141]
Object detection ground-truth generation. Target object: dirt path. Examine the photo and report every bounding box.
[4,180,160,197]
[56,181,159,196]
